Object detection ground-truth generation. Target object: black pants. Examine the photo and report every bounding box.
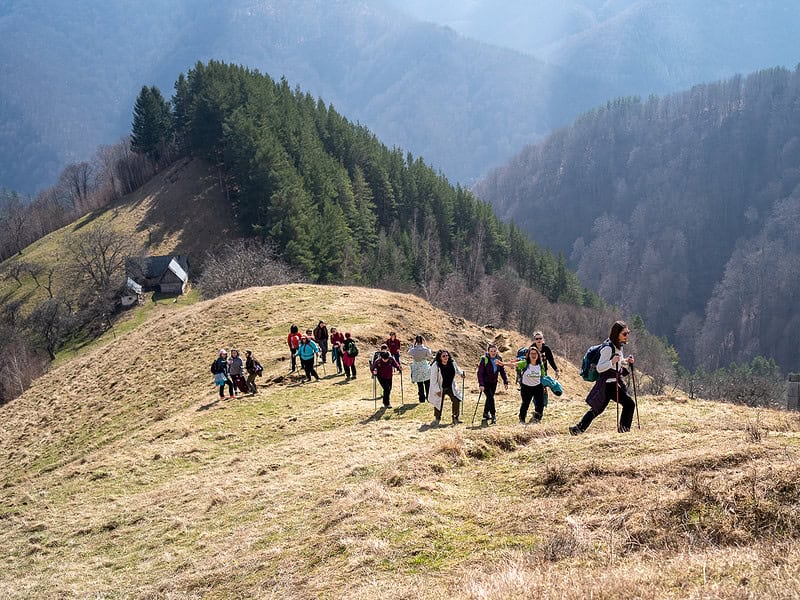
[378,376,393,406]
[519,383,545,422]
[482,381,498,419]
[218,378,233,398]
[301,357,320,381]
[417,380,430,402]
[290,349,298,371]
[433,387,461,420]
[576,381,636,432]
[318,338,328,363]
[344,362,357,379]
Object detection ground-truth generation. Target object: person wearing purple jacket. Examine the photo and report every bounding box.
[371,351,402,408]
[476,344,509,424]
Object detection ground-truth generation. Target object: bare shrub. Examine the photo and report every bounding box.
[195,239,303,298]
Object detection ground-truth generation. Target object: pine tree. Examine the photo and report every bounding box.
[131,85,172,166]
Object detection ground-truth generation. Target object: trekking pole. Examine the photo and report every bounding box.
[400,369,404,405]
[471,391,483,426]
[615,370,621,433]
[373,375,377,410]
[631,365,641,430]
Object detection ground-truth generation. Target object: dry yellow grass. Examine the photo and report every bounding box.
[1,284,799,599]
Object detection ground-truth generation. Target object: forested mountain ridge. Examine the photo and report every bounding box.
[474,66,800,373]
[0,0,600,193]
[390,0,800,100]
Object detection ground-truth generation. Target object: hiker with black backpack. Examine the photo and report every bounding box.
[408,335,433,403]
[476,343,509,424]
[211,349,234,399]
[428,349,465,426]
[342,332,359,380]
[516,346,546,424]
[245,349,262,394]
[570,321,635,435]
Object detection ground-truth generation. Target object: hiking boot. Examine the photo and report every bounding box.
[491,417,497,425]
[385,404,392,409]
[452,417,462,425]
[569,425,582,436]
[618,426,631,433]
[430,419,440,427]
[519,420,526,426]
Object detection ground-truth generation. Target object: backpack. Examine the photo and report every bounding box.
[580,341,613,382]
[289,333,301,350]
[346,340,359,357]
[210,360,221,374]
[253,360,263,376]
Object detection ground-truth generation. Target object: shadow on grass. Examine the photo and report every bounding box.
[197,396,225,411]
[360,407,387,424]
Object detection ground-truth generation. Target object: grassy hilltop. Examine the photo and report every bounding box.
[1,284,799,598]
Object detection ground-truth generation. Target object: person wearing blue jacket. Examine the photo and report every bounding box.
[296,334,321,381]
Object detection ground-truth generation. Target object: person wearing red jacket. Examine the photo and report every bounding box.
[385,332,401,364]
[371,351,402,408]
[330,326,346,375]
[287,324,301,372]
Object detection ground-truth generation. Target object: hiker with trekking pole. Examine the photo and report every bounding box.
[408,335,433,403]
[427,349,465,426]
[371,350,402,409]
[475,343,508,425]
[569,320,636,435]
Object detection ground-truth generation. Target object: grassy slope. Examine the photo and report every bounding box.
[0,157,236,315]
[1,284,799,599]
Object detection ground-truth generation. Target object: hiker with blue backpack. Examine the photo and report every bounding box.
[476,343,509,424]
[570,321,636,435]
[516,346,547,424]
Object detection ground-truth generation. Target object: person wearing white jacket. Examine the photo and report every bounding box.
[428,349,465,426]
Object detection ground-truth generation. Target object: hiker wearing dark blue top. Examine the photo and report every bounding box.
[212,349,234,399]
[570,321,636,435]
[476,344,508,424]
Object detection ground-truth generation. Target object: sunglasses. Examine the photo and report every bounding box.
[534,337,543,341]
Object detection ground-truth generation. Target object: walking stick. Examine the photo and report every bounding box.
[615,369,621,433]
[471,390,483,426]
[631,365,641,429]
[400,368,404,405]
[373,375,377,411]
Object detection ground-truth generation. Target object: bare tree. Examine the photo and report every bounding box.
[196,239,303,298]
[2,261,24,287]
[21,261,43,288]
[0,191,29,257]
[26,299,72,360]
[65,223,143,295]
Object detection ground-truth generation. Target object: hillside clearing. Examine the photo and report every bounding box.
[1,284,799,598]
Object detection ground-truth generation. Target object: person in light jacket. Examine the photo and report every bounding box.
[570,321,636,435]
[408,335,433,403]
[428,349,465,426]
[517,346,545,424]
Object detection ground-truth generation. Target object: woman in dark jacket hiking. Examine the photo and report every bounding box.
[314,320,329,364]
[476,344,508,424]
[570,321,635,435]
[212,349,234,399]
[371,350,402,408]
[516,346,546,424]
[531,331,559,379]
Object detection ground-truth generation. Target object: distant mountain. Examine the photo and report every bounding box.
[389,1,800,96]
[0,0,601,193]
[474,67,800,374]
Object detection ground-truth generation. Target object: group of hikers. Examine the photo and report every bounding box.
[212,319,637,434]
